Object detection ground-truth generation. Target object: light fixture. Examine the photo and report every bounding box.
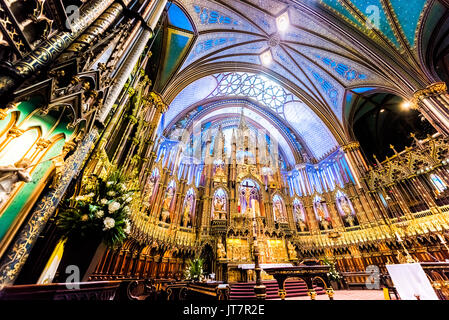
[380,109,385,113]
[401,100,412,110]
[276,11,290,32]
[260,50,273,66]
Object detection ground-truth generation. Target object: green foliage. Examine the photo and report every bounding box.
[323,257,342,281]
[56,171,135,248]
[184,258,205,281]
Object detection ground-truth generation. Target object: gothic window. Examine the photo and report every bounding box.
[430,174,447,194]
[0,126,41,166]
[210,72,294,115]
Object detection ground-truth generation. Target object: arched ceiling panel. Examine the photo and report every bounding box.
[162,0,440,164]
[169,0,418,127]
[284,101,338,159]
[164,74,217,126]
[164,72,338,160]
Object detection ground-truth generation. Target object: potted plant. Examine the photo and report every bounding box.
[323,257,342,290]
[54,171,135,281]
[184,258,205,283]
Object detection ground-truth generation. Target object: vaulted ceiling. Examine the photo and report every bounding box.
[157,0,447,165]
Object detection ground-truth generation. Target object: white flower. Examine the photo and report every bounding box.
[95,210,104,218]
[123,206,130,215]
[108,201,121,213]
[107,181,114,187]
[100,198,108,205]
[103,217,115,230]
[87,192,95,198]
[107,191,116,197]
[124,219,131,234]
[75,196,84,201]
[119,183,126,190]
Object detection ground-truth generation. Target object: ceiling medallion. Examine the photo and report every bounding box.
[268,33,281,48]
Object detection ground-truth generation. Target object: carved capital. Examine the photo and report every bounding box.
[342,141,360,152]
[414,82,448,105]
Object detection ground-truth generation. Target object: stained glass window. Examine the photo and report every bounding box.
[430,174,447,193]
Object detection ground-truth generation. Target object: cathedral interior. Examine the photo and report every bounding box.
[0,0,449,302]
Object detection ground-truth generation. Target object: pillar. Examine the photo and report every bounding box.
[413,82,449,136]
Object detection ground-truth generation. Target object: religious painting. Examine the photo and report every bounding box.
[293,198,308,231]
[211,188,227,220]
[238,179,261,217]
[336,190,358,227]
[313,195,332,230]
[181,188,195,228]
[272,194,287,223]
[160,180,176,223]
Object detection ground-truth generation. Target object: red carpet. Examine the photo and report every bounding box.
[229,279,326,300]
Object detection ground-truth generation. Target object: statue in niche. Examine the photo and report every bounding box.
[161,186,174,223]
[298,219,308,232]
[182,201,191,227]
[339,197,355,227]
[273,199,285,223]
[287,241,298,260]
[0,158,32,206]
[217,238,227,260]
[316,201,331,230]
[213,191,226,220]
[316,201,326,221]
[215,163,225,176]
[339,197,352,216]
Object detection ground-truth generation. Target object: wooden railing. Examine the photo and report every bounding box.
[0,281,122,300]
[0,279,230,301]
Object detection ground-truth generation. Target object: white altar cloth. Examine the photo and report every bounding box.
[386,263,439,300]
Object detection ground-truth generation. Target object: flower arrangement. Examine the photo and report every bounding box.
[323,257,341,281]
[184,258,205,282]
[56,171,135,247]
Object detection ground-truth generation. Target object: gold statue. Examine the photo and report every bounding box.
[339,197,355,226]
[396,250,408,264]
[298,219,307,232]
[161,187,174,222]
[215,164,225,176]
[287,241,297,260]
[217,238,227,260]
[182,201,191,227]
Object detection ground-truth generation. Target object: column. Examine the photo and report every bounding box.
[0,0,116,99]
[413,82,449,136]
[97,0,168,123]
[341,142,369,189]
